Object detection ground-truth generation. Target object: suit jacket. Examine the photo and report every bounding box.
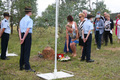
[95,19,105,34]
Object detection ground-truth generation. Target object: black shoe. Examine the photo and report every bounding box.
[1,57,10,60]
[20,67,25,71]
[80,59,85,61]
[86,59,94,62]
[25,69,36,72]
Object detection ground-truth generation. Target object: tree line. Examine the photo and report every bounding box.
[0,0,37,34]
[36,0,110,33]
[0,0,110,34]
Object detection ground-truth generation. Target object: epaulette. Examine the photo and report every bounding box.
[5,20,7,22]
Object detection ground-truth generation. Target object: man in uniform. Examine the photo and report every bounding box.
[81,14,95,62]
[19,7,35,72]
[0,12,11,60]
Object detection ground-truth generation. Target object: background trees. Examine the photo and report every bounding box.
[0,0,110,34]
[36,0,110,33]
[0,0,37,34]
[0,0,6,20]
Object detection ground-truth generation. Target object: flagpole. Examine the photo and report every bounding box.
[36,0,74,79]
[54,0,59,74]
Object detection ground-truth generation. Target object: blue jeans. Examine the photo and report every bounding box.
[95,31,102,49]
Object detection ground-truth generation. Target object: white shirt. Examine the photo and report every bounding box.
[20,15,33,33]
[83,20,93,34]
[1,18,11,34]
[72,22,75,29]
[117,20,120,28]
[105,20,111,31]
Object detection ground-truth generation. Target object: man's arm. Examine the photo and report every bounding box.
[20,28,30,44]
[85,23,93,42]
[85,30,91,41]
[19,28,21,40]
[0,28,5,38]
[23,28,30,40]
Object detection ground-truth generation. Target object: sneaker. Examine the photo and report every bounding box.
[25,69,36,72]
[96,48,100,50]
[86,59,94,62]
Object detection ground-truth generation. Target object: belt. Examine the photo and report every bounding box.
[21,33,31,34]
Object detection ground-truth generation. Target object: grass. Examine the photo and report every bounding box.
[0,27,120,80]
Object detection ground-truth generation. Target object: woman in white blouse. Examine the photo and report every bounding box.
[117,14,120,43]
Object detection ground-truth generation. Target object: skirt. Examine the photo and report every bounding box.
[79,36,84,46]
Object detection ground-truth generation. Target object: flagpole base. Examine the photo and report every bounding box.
[36,70,74,80]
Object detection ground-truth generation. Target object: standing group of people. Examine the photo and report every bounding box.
[64,10,120,63]
[0,7,35,72]
[94,12,114,49]
[64,10,95,62]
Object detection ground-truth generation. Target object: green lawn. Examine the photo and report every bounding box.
[0,27,120,80]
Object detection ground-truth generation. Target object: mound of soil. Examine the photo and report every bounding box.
[42,46,55,60]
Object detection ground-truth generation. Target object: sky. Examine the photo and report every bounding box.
[37,0,120,16]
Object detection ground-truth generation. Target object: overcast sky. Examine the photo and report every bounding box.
[37,0,120,16]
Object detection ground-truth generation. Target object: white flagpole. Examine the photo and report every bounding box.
[36,1,74,79]
[54,0,59,74]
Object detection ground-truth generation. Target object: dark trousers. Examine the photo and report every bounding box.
[104,31,113,45]
[1,33,9,59]
[101,31,105,43]
[95,31,102,49]
[20,33,32,70]
[82,34,92,61]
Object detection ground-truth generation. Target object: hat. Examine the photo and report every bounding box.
[97,11,101,14]
[3,12,10,17]
[25,7,32,12]
[66,24,72,28]
[96,15,101,18]
[87,14,95,19]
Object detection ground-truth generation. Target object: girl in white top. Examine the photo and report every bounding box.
[117,14,120,43]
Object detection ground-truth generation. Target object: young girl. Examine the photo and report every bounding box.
[66,24,79,57]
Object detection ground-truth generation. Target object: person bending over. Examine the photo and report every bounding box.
[66,24,79,57]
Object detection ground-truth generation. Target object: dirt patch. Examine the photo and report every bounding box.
[104,47,120,51]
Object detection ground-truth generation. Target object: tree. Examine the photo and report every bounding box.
[36,0,110,33]
[36,0,88,33]
[90,0,110,15]
[12,0,37,32]
[3,0,37,33]
[0,0,6,20]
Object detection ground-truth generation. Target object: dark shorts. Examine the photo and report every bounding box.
[79,37,84,46]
